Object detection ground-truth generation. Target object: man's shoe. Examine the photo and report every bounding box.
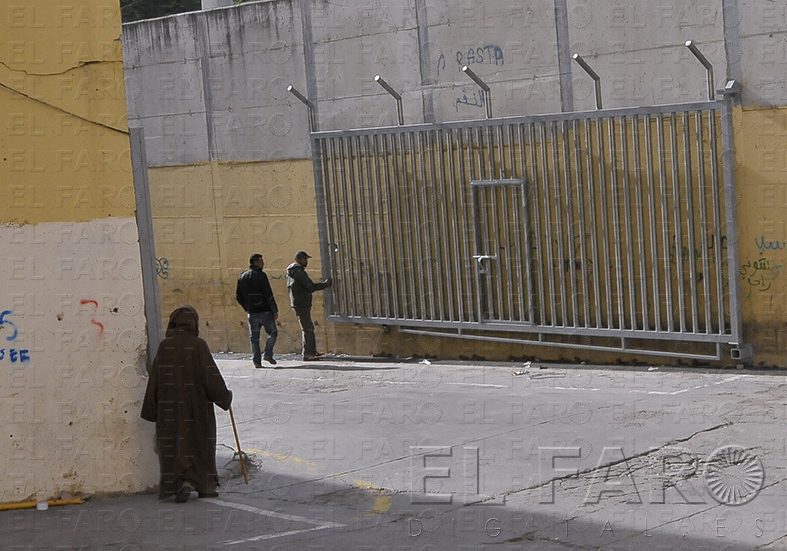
[302,355,319,361]
[263,356,277,366]
[176,482,194,503]
[253,363,263,369]
[198,491,219,498]
[313,352,325,357]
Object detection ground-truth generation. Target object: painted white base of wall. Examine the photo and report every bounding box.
[0,217,157,501]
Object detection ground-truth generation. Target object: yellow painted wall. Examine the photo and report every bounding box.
[148,159,331,356]
[0,1,156,501]
[735,106,787,365]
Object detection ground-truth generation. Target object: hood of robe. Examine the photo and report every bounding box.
[165,305,199,338]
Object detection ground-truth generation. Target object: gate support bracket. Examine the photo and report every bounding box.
[461,66,493,119]
[717,79,741,98]
[374,75,404,125]
[685,40,715,101]
[730,343,753,365]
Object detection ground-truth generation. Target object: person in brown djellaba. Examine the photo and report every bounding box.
[141,305,233,502]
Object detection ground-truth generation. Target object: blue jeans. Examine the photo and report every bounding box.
[248,311,277,365]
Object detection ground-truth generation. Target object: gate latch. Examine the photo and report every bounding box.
[472,255,497,274]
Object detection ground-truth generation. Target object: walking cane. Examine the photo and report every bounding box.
[229,406,249,484]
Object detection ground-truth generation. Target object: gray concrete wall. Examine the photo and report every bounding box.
[123,0,783,167]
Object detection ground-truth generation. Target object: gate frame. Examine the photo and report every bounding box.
[309,94,749,363]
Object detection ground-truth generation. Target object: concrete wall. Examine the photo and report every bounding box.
[1,1,157,501]
[123,0,787,365]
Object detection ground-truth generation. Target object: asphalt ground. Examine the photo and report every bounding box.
[5,355,787,550]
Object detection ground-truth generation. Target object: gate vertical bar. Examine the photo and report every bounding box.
[620,117,638,329]
[709,111,726,333]
[631,117,650,330]
[396,131,418,319]
[721,97,743,345]
[608,118,626,328]
[426,131,446,320]
[550,121,569,325]
[573,118,591,328]
[359,135,379,317]
[456,128,475,322]
[349,136,368,317]
[445,131,463,322]
[682,112,700,333]
[596,118,614,329]
[328,138,349,316]
[366,134,385,317]
[538,123,557,325]
[374,134,395,319]
[584,119,602,328]
[320,137,341,315]
[520,124,537,325]
[643,115,661,331]
[669,113,687,333]
[417,132,436,320]
[657,117,674,332]
[695,112,713,333]
[561,120,580,327]
[408,131,427,319]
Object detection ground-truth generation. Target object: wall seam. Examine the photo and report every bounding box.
[415,0,435,124]
[300,0,320,132]
[554,0,574,112]
[196,13,218,161]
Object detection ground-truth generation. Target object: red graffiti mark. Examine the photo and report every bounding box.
[91,319,105,339]
[80,299,103,347]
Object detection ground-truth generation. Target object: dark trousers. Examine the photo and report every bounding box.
[294,307,317,359]
[247,311,277,365]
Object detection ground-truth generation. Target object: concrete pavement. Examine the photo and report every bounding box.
[5,355,787,550]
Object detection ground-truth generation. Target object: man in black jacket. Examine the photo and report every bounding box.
[286,251,332,361]
[236,253,279,367]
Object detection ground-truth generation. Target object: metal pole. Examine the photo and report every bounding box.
[129,126,163,373]
[572,54,602,110]
[287,85,315,132]
[374,75,404,125]
[461,66,492,119]
[684,40,715,101]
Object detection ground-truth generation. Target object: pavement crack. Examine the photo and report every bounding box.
[468,422,731,505]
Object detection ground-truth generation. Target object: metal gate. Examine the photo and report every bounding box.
[310,99,745,361]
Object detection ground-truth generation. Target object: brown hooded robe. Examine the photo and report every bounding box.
[141,306,233,499]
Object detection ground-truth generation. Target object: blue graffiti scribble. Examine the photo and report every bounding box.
[0,310,18,341]
[755,236,787,251]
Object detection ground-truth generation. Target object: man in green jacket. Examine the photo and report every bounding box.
[286,251,332,361]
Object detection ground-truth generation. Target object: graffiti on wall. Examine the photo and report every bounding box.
[0,310,31,363]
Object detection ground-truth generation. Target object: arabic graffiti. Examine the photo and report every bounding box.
[755,236,787,252]
[741,257,782,293]
[455,89,487,111]
[668,234,727,264]
[0,310,31,363]
[156,257,169,279]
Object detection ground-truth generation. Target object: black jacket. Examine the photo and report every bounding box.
[236,266,278,314]
[286,262,327,309]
